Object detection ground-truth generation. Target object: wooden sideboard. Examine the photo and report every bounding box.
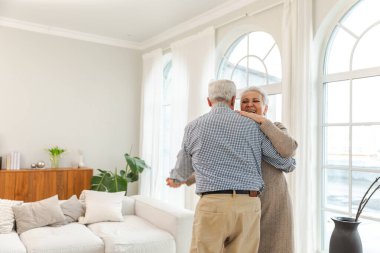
[0,167,93,202]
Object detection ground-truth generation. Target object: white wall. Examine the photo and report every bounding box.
[0,26,142,195]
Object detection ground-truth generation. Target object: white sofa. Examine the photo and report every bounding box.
[0,195,194,253]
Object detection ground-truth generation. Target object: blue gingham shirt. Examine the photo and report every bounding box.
[170,103,296,194]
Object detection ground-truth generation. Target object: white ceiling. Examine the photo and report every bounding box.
[0,0,255,49]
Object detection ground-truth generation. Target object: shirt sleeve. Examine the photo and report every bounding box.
[261,134,296,173]
[169,126,194,181]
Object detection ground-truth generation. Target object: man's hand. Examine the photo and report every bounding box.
[166,178,184,188]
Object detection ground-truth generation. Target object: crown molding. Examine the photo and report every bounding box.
[0,17,142,50]
[140,0,259,50]
[0,0,259,51]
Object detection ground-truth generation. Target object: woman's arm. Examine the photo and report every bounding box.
[260,120,298,158]
[239,111,297,158]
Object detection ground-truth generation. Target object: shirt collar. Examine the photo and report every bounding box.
[211,102,233,113]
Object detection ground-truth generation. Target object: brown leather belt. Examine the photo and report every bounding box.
[201,190,258,197]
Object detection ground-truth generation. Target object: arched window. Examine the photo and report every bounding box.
[322,0,380,252]
[218,31,282,121]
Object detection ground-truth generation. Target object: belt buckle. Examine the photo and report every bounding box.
[249,191,258,197]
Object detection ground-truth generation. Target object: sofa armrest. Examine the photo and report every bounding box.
[130,195,194,253]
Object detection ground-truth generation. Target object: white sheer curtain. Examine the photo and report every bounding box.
[139,49,164,198]
[282,1,318,253]
[169,27,215,209]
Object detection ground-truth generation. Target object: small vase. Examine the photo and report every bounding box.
[329,217,362,253]
[50,155,60,168]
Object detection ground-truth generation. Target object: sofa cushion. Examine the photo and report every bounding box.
[20,223,104,253]
[52,195,85,226]
[13,195,66,234]
[88,215,176,253]
[0,199,23,234]
[0,231,27,253]
[79,190,124,224]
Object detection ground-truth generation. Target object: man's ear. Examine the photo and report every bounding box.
[230,96,236,109]
[207,98,212,107]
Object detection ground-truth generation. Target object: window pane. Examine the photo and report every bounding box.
[232,58,248,89]
[325,27,356,74]
[325,126,349,166]
[325,81,350,124]
[265,45,282,82]
[352,76,380,122]
[229,35,247,66]
[218,31,281,90]
[352,126,380,168]
[353,24,380,70]
[247,56,266,86]
[341,0,380,37]
[324,169,349,211]
[218,58,234,80]
[267,94,282,122]
[248,32,274,59]
[352,172,380,219]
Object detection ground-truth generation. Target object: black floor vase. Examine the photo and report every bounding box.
[329,217,362,253]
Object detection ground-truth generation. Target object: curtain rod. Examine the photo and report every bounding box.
[162,1,284,53]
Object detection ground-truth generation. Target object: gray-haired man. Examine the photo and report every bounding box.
[168,79,296,253]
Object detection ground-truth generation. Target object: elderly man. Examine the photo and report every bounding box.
[168,79,295,253]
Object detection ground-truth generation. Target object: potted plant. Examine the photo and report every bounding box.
[47,146,66,168]
[91,152,149,195]
[330,176,380,253]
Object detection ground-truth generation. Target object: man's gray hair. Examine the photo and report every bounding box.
[208,79,236,102]
[241,86,269,105]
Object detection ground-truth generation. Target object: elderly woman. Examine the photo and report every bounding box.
[239,86,297,253]
[167,86,297,253]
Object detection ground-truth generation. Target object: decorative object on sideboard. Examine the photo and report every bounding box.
[78,150,85,168]
[91,152,150,195]
[329,176,380,253]
[31,163,37,168]
[47,146,66,168]
[37,161,45,168]
[5,152,21,170]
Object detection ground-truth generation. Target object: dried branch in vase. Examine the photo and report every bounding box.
[355,176,380,222]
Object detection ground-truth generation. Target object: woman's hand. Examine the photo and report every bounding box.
[238,110,267,124]
[166,178,184,188]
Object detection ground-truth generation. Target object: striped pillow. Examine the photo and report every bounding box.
[0,199,23,234]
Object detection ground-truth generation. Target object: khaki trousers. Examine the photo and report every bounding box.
[190,192,261,253]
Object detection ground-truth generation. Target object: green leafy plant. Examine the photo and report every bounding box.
[355,176,380,221]
[47,146,66,168]
[91,152,149,195]
[47,146,66,156]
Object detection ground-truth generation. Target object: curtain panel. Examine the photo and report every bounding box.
[282,0,318,252]
[139,49,164,198]
[168,26,216,209]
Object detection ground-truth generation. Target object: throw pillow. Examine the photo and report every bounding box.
[51,195,85,226]
[78,190,125,224]
[0,199,23,234]
[12,195,66,234]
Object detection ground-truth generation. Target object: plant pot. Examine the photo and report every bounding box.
[329,217,362,253]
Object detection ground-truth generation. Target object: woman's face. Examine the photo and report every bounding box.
[240,91,268,116]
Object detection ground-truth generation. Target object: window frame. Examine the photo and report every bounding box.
[320,0,380,251]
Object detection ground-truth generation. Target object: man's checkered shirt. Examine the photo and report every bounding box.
[170,103,296,194]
